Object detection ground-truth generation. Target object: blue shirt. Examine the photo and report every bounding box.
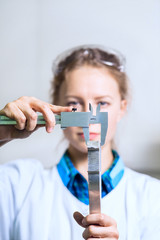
[57,150,124,204]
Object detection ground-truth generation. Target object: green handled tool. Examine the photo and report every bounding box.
[0,115,61,125]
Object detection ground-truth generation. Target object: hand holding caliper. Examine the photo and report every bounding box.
[0,103,108,213]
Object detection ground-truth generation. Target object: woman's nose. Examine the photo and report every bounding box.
[83,103,90,112]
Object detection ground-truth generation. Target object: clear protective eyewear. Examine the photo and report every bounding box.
[52,44,126,76]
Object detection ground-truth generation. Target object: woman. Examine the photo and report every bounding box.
[0,46,160,240]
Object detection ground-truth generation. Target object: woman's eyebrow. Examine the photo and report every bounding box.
[95,95,113,100]
[64,95,82,99]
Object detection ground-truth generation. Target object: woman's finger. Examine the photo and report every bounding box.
[82,225,119,239]
[23,109,38,131]
[30,101,73,132]
[35,103,56,133]
[1,103,27,130]
[48,104,73,114]
[13,102,38,131]
[73,211,85,228]
[30,99,73,114]
[82,213,117,227]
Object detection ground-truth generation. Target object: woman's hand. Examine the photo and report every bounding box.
[0,96,72,146]
[73,211,119,239]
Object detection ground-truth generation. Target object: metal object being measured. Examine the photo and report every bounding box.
[87,141,101,214]
[0,103,108,214]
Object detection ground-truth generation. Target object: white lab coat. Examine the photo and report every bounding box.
[0,158,160,240]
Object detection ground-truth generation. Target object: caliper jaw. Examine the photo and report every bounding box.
[83,103,108,146]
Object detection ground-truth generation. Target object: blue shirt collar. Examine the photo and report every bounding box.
[57,150,124,204]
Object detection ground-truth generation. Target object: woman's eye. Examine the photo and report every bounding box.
[66,101,79,106]
[98,101,109,106]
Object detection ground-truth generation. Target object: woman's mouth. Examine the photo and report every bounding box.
[78,132,100,140]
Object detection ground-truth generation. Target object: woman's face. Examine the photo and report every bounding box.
[58,65,127,153]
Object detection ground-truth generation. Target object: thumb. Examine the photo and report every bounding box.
[73,211,85,228]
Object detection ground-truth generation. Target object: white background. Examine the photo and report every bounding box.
[0,0,160,178]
